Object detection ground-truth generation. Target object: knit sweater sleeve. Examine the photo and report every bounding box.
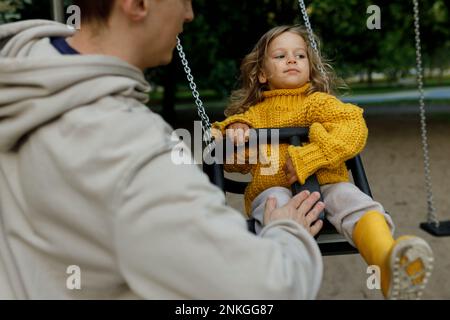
[213,106,263,174]
[287,92,368,184]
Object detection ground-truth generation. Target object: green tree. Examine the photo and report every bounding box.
[4,0,448,118]
[420,0,450,81]
[0,0,32,23]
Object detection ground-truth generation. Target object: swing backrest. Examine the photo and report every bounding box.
[203,127,374,256]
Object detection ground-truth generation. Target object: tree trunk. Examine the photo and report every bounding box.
[359,72,365,83]
[367,67,373,86]
[438,68,444,84]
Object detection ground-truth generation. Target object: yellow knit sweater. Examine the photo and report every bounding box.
[213,83,368,215]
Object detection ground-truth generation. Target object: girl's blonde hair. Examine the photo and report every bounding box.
[225,25,341,116]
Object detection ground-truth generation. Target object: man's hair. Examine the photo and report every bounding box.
[73,0,116,24]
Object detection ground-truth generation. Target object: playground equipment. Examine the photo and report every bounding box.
[411,0,450,236]
[49,0,450,241]
[175,0,450,252]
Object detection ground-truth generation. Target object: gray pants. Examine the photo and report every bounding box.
[250,182,394,246]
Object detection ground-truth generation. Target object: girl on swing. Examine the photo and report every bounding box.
[213,25,433,300]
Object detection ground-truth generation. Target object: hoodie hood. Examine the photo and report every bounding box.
[0,20,151,152]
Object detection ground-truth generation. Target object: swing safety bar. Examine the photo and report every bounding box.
[204,127,374,255]
[208,128,372,198]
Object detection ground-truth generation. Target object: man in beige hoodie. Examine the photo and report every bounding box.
[0,0,324,299]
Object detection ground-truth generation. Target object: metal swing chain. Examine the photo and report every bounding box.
[298,0,438,224]
[176,37,214,148]
[177,1,319,145]
[297,0,326,77]
[412,0,439,226]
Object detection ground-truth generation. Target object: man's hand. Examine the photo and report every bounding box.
[226,123,250,146]
[263,191,324,237]
[284,155,299,185]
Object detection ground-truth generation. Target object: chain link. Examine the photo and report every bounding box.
[297,0,326,77]
[412,0,439,226]
[176,37,214,148]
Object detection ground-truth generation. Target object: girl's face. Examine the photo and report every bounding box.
[258,32,310,90]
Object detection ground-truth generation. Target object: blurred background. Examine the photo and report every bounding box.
[1,0,449,124]
[2,0,450,299]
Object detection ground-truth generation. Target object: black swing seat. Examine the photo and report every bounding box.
[203,127,374,256]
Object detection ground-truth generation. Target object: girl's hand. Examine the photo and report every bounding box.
[284,155,299,185]
[226,123,250,146]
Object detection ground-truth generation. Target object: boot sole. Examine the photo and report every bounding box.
[387,237,434,300]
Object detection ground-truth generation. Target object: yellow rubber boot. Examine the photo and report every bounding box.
[353,211,434,300]
[353,211,394,296]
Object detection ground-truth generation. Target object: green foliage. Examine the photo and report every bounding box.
[2,0,449,96]
[0,0,32,23]
[173,0,450,98]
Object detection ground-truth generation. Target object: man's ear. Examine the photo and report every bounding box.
[119,0,149,21]
[258,71,267,84]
